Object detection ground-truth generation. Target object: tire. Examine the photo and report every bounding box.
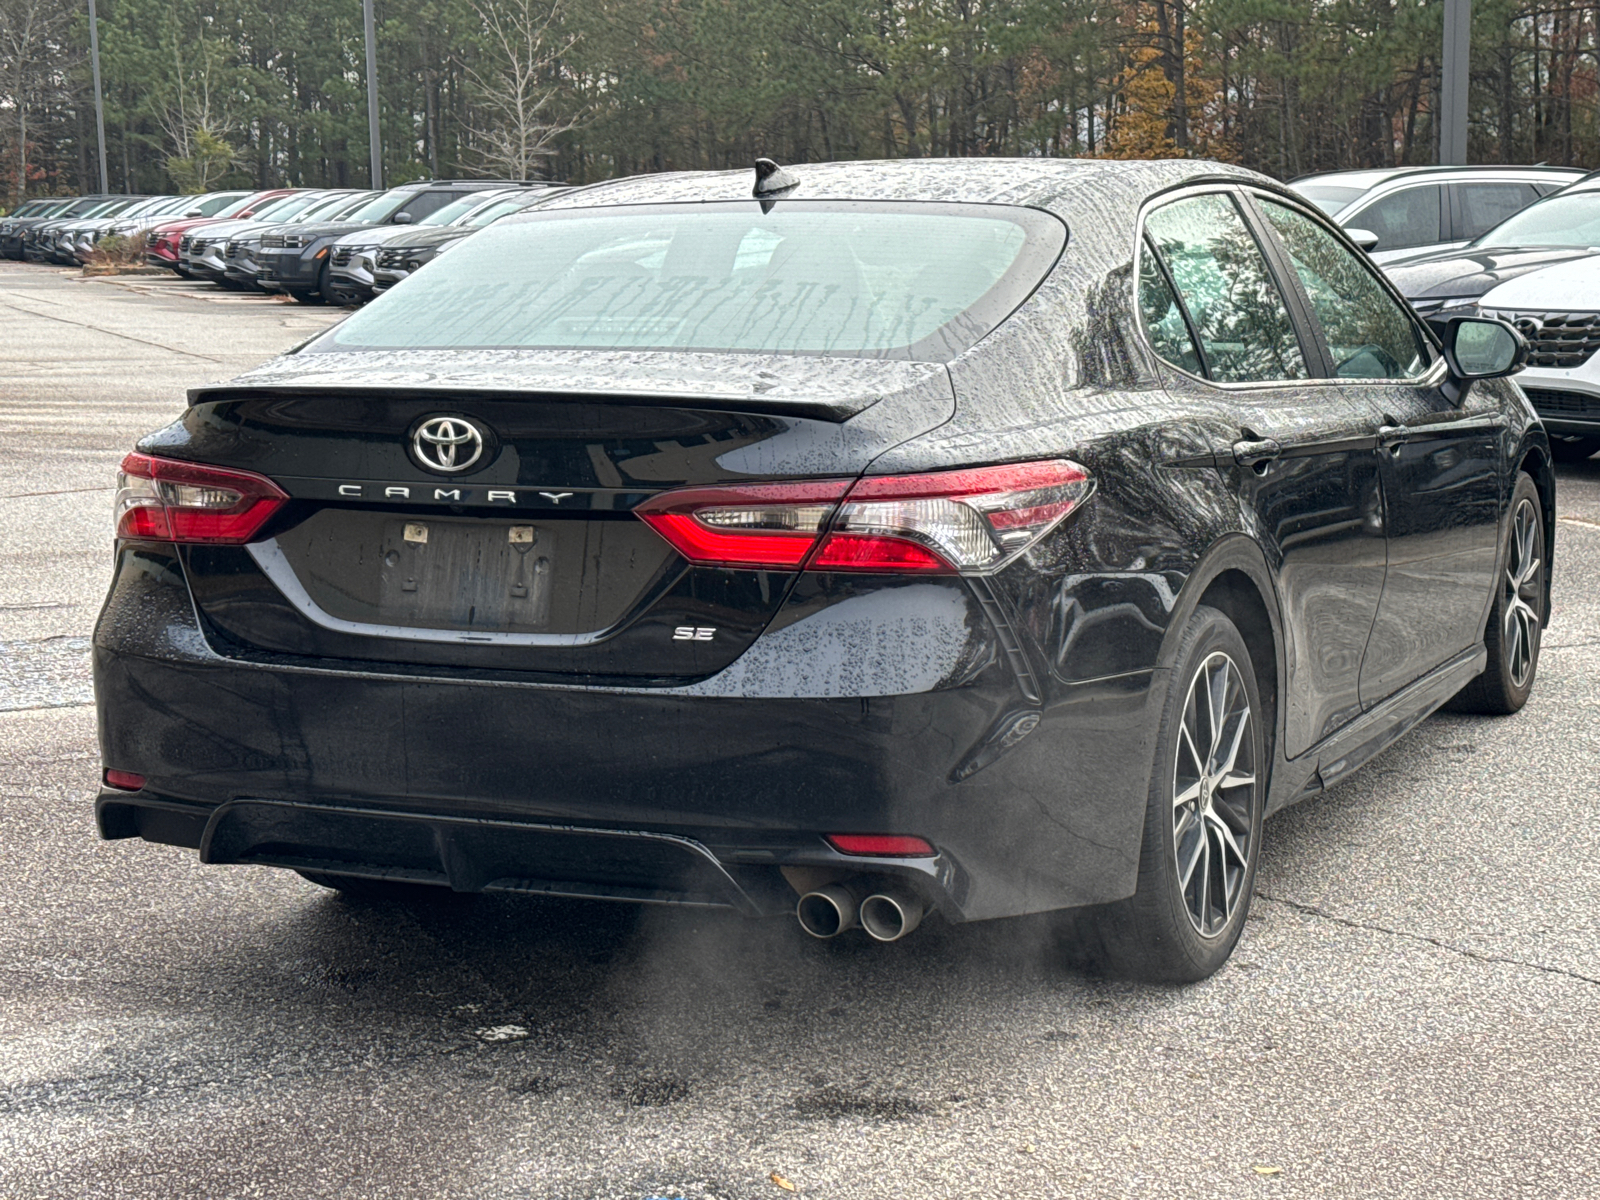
[319,261,356,306]
[296,870,471,905]
[1068,605,1265,983]
[1446,472,1546,715]
[287,288,325,305]
[1549,437,1600,464]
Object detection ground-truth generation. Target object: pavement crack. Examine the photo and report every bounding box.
[0,486,115,500]
[1255,891,1600,987]
[0,294,224,363]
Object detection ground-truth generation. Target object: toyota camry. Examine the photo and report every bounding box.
[93,158,1550,981]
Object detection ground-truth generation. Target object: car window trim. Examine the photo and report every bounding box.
[1140,231,1212,379]
[1238,187,1443,388]
[1132,183,1322,390]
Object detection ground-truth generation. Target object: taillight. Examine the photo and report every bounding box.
[634,460,1091,574]
[826,834,935,857]
[115,453,288,544]
[633,480,851,569]
[103,769,146,791]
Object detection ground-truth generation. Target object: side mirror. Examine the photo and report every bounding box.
[1345,228,1380,252]
[185,209,203,217]
[392,211,415,225]
[1436,315,1526,402]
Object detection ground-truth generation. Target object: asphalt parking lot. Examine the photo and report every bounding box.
[2,258,1598,1200]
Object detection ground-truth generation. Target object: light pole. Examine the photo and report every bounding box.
[86,0,110,192]
[1440,0,1471,165]
[363,0,382,189]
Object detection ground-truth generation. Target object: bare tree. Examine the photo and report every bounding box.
[466,0,581,179]
[158,27,239,192]
[0,0,70,204]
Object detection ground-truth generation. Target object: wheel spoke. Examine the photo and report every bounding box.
[1196,831,1212,932]
[1173,779,1202,809]
[1216,705,1251,780]
[1176,818,1205,889]
[1208,811,1248,870]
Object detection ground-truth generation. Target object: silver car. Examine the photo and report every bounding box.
[1290,165,1585,264]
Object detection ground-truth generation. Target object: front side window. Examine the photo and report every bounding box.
[1143,193,1307,383]
[1350,185,1442,252]
[1258,200,1428,380]
[396,191,458,222]
[1454,183,1538,241]
[316,201,1066,361]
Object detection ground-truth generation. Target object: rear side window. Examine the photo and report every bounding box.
[1454,182,1539,241]
[1137,245,1202,375]
[316,200,1067,361]
[1351,185,1441,251]
[1257,200,1428,379]
[1142,193,1307,383]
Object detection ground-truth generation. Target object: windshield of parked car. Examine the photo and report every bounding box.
[319,201,1066,361]
[461,196,541,228]
[419,193,501,226]
[1472,191,1600,248]
[341,191,414,224]
[1293,184,1365,216]
[308,192,380,221]
[209,193,263,219]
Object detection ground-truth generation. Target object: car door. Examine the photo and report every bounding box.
[1250,194,1505,704]
[1139,190,1389,760]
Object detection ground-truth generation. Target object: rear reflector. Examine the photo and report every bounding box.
[103,769,146,791]
[635,460,1091,574]
[115,453,288,544]
[826,834,936,857]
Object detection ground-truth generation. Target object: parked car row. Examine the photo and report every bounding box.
[2,179,566,307]
[1293,164,1600,463]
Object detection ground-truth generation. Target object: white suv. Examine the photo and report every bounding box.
[1291,165,1584,264]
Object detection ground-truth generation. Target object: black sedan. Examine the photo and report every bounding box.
[94,159,1549,982]
[1385,176,1600,315]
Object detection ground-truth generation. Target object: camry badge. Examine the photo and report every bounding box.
[412,416,485,473]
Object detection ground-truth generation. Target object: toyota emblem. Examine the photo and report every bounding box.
[411,416,485,473]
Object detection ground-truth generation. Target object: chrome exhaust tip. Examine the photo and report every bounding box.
[796,884,860,939]
[859,889,924,942]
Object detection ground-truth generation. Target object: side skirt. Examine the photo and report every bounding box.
[1266,644,1488,817]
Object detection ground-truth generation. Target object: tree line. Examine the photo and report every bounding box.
[1,0,1597,206]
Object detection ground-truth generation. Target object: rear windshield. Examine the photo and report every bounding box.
[315,200,1066,361]
[1474,191,1600,248]
[1293,184,1365,216]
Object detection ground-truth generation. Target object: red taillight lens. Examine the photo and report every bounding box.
[634,460,1091,575]
[826,834,936,857]
[633,480,851,569]
[103,769,145,791]
[115,453,288,544]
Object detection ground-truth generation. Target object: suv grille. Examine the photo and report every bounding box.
[1522,387,1600,418]
[1483,309,1600,369]
[225,241,240,258]
[377,248,408,269]
[331,246,354,267]
[191,237,211,253]
[146,231,160,249]
[178,235,193,252]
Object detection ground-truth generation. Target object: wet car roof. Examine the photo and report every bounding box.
[533,158,1272,217]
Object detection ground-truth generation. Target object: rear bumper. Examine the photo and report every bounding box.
[93,545,1163,922]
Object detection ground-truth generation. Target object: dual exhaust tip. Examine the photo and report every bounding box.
[795,882,924,943]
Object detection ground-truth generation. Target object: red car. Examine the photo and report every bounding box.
[145,189,298,274]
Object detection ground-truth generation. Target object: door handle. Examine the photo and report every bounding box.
[1377,423,1409,453]
[1232,437,1282,469]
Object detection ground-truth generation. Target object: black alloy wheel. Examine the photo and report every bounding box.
[1070,605,1265,982]
[1448,473,1546,715]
